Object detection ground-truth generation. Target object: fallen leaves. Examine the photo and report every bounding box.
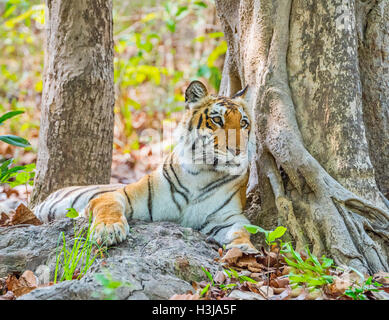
[6,270,38,297]
[170,246,389,301]
[170,293,201,300]
[0,203,42,227]
[0,269,55,300]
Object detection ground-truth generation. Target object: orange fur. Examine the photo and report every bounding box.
[230,228,256,249]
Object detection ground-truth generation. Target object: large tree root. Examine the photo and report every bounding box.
[216,0,389,274]
[253,0,389,274]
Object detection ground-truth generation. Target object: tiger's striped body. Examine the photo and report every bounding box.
[33,81,256,251]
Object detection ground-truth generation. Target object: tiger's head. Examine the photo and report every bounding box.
[175,80,253,174]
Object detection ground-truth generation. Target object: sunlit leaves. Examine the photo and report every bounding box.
[0,110,24,124]
[3,4,45,29]
[0,159,35,187]
[207,41,227,67]
[0,134,30,147]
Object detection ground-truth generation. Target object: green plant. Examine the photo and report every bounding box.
[281,243,334,289]
[93,270,132,300]
[344,275,383,300]
[199,266,255,297]
[1,160,35,187]
[224,268,257,284]
[245,224,287,246]
[245,224,287,297]
[0,110,30,147]
[53,209,107,284]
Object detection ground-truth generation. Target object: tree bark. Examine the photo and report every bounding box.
[30,0,115,207]
[215,0,389,274]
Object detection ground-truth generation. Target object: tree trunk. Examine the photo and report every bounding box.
[30,0,115,207]
[215,0,389,274]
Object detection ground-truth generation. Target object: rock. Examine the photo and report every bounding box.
[0,219,219,300]
[35,265,51,285]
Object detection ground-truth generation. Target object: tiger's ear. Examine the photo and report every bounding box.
[231,85,248,99]
[185,80,208,106]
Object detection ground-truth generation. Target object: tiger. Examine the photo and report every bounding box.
[33,80,257,252]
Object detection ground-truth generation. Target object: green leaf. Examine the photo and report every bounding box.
[166,19,176,32]
[175,6,188,17]
[66,208,79,219]
[201,266,214,285]
[0,110,24,124]
[194,1,208,8]
[268,226,287,243]
[200,283,210,297]
[320,256,334,269]
[0,134,30,148]
[239,275,257,284]
[244,224,266,234]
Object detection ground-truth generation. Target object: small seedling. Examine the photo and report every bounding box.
[244,224,287,297]
[245,224,287,246]
[344,275,383,300]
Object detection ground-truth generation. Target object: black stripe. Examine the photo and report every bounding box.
[48,211,55,222]
[70,186,104,208]
[204,108,209,119]
[169,162,190,194]
[197,114,203,129]
[195,175,239,202]
[163,166,189,204]
[47,186,85,214]
[86,190,114,203]
[200,174,230,192]
[198,188,240,231]
[147,176,153,221]
[188,110,198,131]
[167,177,182,212]
[207,223,235,237]
[122,187,134,219]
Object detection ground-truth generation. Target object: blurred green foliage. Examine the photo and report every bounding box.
[0,0,225,157]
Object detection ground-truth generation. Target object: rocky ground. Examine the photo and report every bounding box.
[0,217,220,300]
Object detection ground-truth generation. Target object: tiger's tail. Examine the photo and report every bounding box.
[33,184,125,222]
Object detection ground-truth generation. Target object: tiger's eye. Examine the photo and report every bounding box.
[241,119,249,128]
[212,116,223,125]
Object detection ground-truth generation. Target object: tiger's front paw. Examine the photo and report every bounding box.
[226,228,258,254]
[226,241,258,254]
[92,215,130,246]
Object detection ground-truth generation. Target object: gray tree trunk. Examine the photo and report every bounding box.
[215,0,389,274]
[30,0,115,207]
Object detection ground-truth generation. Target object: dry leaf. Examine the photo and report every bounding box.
[5,204,42,226]
[221,247,243,264]
[258,285,274,298]
[6,270,38,297]
[170,293,200,300]
[0,291,15,300]
[273,287,286,294]
[270,287,291,300]
[0,212,9,226]
[373,271,389,285]
[290,286,305,298]
[270,276,289,288]
[214,271,226,284]
[328,275,352,295]
[236,256,263,272]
